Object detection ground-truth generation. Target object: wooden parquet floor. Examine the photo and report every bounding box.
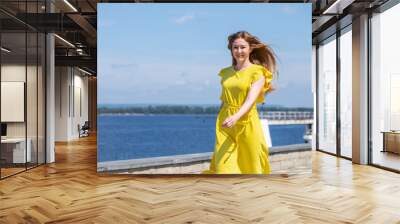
[1,134,400,224]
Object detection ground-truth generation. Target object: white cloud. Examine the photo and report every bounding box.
[174,14,195,25]
[98,20,115,28]
[111,63,137,69]
[281,6,297,15]
[174,80,187,85]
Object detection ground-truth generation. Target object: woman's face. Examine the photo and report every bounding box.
[231,38,251,64]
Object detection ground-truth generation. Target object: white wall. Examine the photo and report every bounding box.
[55,66,69,141]
[72,72,89,138]
[55,66,89,141]
[1,65,26,129]
[1,65,40,138]
[1,63,46,164]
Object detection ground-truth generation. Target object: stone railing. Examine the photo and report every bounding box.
[259,111,314,120]
[97,143,312,174]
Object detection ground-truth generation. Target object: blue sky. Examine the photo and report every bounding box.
[98,3,312,107]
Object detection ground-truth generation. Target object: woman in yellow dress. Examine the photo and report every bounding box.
[202,31,277,174]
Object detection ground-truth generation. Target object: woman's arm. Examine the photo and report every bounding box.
[222,76,265,128]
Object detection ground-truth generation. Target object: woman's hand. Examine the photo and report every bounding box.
[222,114,240,128]
[265,84,275,95]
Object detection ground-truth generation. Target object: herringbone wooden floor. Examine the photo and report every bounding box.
[1,134,400,224]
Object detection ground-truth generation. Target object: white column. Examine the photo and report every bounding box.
[352,14,369,164]
[46,33,55,163]
[45,0,55,163]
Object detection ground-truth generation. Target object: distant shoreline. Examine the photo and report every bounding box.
[98,113,218,116]
[98,105,313,116]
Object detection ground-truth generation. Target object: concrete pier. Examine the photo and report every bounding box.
[98,143,312,174]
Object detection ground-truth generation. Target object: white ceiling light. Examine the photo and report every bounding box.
[54,34,75,48]
[323,0,355,15]
[78,67,92,76]
[63,0,78,12]
[76,48,85,55]
[1,47,11,53]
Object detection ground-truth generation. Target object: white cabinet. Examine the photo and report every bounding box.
[1,138,32,163]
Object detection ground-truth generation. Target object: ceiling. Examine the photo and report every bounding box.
[0,0,392,75]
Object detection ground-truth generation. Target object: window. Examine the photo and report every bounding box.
[317,35,337,154]
[339,26,352,158]
[370,3,400,171]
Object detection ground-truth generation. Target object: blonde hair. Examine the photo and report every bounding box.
[227,31,277,75]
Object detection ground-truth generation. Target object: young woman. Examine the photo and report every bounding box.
[202,31,277,174]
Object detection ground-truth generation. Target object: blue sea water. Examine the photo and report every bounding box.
[97,114,306,162]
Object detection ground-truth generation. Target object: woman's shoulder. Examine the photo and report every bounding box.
[249,64,268,72]
[246,64,272,76]
[218,66,233,77]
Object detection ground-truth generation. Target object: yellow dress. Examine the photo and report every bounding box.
[202,63,273,174]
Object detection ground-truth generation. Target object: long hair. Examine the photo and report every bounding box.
[227,31,277,75]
